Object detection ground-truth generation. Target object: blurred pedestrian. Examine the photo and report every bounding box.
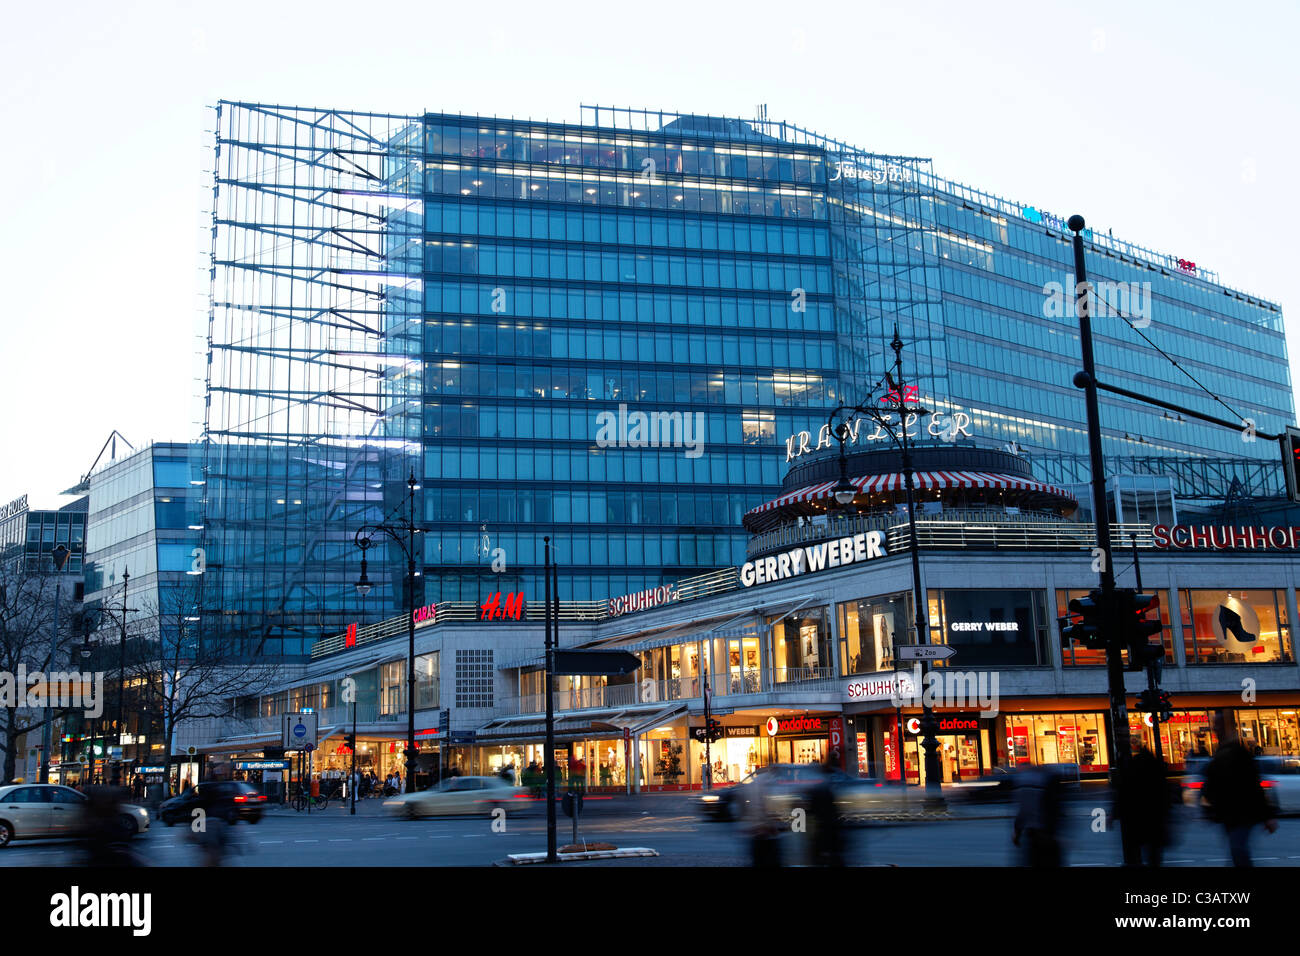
[1115,743,1173,866]
[81,786,143,868]
[808,760,844,866]
[747,773,783,868]
[1012,764,1064,866]
[1202,733,1277,866]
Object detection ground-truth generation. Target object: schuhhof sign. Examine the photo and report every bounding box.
[1152,524,1300,552]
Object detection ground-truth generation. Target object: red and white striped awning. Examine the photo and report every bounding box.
[746,471,1076,517]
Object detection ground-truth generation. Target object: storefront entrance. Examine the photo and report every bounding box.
[902,716,990,785]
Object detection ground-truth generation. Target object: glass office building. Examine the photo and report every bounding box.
[204,102,1291,656]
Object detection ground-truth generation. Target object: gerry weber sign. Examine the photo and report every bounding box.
[741,531,886,588]
[1152,524,1300,552]
[784,412,972,463]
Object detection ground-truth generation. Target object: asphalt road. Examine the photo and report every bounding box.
[1,796,1297,867]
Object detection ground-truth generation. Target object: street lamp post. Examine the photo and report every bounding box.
[112,568,129,787]
[39,544,72,784]
[828,325,944,803]
[354,471,420,798]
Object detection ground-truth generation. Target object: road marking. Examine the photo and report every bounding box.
[259,840,284,844]
[362,837,387,841]
[294,839,319,844]
[429,835,452,839]
[395,836,419,841]
[329,839,352,843]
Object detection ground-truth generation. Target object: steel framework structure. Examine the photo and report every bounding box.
[201,102,424,655]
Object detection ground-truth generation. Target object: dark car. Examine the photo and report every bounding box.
[159,781,267,826]
[695,764,823,821]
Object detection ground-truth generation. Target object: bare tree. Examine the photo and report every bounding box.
[122,580,281,796]
[0,562,82,784]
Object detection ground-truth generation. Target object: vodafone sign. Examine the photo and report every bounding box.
[765,715,828,737]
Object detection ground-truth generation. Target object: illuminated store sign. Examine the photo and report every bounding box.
[480,591,524,620]
[906,715,981,734]
[784,411,972,463]
[1152,524,1300,551]
[764,715,828,737]
[740,531,886,588]
[845,672,916,702]
[950,622,1019,633]
[413,603,438,627]
[608,585,679,618]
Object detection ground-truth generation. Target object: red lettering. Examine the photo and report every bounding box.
[1189,525,1210,548]
[1172,525,1191,548]
[503,592,524,620]
[1270,527,1290,549]
[1250,527,1268,549]
[1152,524,1170,549]
[345,622,357,648]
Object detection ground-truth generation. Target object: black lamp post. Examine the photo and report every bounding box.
[112,568,129,787]
[828,325,944,803]
[354,471,420,798]
[39,543,72,784]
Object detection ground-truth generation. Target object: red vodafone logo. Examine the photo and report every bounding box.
[765,716,780,737]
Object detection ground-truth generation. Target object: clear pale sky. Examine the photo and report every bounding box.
[2,0,1296,509]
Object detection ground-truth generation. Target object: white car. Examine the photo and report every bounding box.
[0,784,151,848]
[1256,756,1300,815]
[384,776,517,819]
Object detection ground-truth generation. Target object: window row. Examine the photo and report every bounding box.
[426,163,826,219]
[425,240,832,294]
[425,201,830,256]
[423,530,747,569]
[425,124,828,185]
[424,280,836,332]
[425,404,793,447]
[423,444,786,487]
[423,362,836,408]
[424,486,756,528]
[424,318,836,370]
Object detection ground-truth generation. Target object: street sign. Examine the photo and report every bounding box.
[235,760,290,771]
[447,730,477,745]
[552,649,641,676]
[282,711,319,751]
[897,645,957,662]
[108,746,123,760]
[438,709,450,734]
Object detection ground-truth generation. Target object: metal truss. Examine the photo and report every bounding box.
[201,102,424,655]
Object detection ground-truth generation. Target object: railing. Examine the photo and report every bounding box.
[502,666,839,716]
[748,513,1157,557]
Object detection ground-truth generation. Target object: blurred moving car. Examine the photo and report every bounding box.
[1256,756,1300,814]
[159,781,268,826]
[384,775,515,818]
[0,784,150,847]
[696,764,913,821]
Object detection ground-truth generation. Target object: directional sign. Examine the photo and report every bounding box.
[282,711,319,751]
[897,645,957,662]
[552,650,642,676]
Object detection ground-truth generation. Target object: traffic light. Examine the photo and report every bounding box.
[1282,426,1300,503]
[1135,689,1174,723]
[1059,589,1109,650]
[343,733,356,751]
[1118,590,1165,672]
[706,718,723,743]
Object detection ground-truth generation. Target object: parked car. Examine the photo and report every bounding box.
[384,775,516,818]
[0,784,150,848]
[159,781,268,826]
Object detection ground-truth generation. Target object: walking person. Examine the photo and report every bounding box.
[1012,764,1065,866]
[1202,727,1278,867]
[1115,742,1173,866]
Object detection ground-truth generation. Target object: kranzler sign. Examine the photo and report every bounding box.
[740,531,886,587]
[1152,524,1300,552]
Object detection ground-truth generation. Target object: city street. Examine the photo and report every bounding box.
[1,795,1296,867]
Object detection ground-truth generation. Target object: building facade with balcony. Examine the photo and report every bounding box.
[196,445,1300,793]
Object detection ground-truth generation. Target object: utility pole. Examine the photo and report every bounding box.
[113,568,129,787]
[1068,214,1137,865]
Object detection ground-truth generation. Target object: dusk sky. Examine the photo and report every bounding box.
[3,0,1295,507]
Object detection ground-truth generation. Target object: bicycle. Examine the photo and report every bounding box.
[290,783,330,812]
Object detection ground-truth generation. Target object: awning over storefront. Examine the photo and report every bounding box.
[745,470,1077,517]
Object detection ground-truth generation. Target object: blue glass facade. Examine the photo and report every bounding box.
[204,103,1292,656]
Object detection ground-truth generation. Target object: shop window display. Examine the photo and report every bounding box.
[768,606,831,682]
[1056,589,1174,666]
[838,592,910,675]
[1181,589,1293,664]
[999,713,1109,774]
